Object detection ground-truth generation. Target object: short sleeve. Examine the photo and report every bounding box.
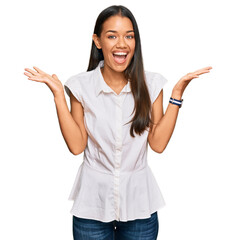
[64,76,84,107]
[145,71,168,104]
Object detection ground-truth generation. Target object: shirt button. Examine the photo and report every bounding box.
[116,146,122,151]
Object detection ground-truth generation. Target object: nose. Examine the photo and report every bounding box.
[116,36,127,48]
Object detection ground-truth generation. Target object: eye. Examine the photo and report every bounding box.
[126,35,134,39]
[108,35,116,39]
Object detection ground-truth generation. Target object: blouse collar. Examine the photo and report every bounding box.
[94,60,131,97]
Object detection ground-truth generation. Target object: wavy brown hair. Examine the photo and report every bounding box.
[87,5,154,137]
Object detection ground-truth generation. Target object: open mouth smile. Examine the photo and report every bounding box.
[112,52,128,64]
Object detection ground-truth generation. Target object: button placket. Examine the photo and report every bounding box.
[113,94,124,220]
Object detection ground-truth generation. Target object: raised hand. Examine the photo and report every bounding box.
[172,66,213,99]
[24,66,64,98]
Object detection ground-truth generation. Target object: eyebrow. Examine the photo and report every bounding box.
[105,30,134,33]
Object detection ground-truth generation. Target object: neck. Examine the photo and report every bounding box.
[101,63,127,87]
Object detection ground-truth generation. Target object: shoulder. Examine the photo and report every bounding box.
[144,70,168,104]
[64,69,95,92]
[64,69,95,104]
[144,71,168,87]
[65,69,94,86]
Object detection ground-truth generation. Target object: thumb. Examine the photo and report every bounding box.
[52,74,58,80]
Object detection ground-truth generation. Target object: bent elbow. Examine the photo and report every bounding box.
[155,148,165,154]
[71,150,81,156]
[68,138,87,155]
[150,143,166,154]
[157,144,168,153]
[69,146,85,156]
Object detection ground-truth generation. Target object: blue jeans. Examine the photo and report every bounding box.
[73,211,159,240]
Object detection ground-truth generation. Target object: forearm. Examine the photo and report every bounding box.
[150,91,182,153]
[149,66,212,153]
[54,94,86,155]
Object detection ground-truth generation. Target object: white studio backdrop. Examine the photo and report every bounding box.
[1,0,235,239]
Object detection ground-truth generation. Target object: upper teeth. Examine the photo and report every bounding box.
[114,52,127,55]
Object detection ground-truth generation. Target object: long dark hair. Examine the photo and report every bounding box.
[87,5,154,138]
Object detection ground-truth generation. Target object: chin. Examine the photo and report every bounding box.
[112,60,132,73]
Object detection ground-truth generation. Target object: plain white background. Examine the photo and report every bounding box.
[1,0,235,239]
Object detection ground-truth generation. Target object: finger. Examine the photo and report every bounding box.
[192,69,212,76]
[198,70,211,76]
[27,76,46,83]
[195,70,210,75]
[201,66,212,70]
[194,66,212,74]
[33,66,47,74]
[24,68,39,76]
[197,66,212,71]
[24,72,34,77]
[52,74,58,80]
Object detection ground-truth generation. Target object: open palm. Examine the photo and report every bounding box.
[173,66,212,97]
[24,66,64,98]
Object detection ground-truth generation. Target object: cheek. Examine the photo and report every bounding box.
[130,43,135,56]
[130,41,135,53]
[101,40,114,53]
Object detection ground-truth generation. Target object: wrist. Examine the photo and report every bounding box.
[171,89,182,100]
[170,89,183,108]
[54,92,66,103]
[169,97,183,108]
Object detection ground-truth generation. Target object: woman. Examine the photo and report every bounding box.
[24,5,212,240]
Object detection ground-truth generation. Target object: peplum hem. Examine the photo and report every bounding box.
[69,161,165,222]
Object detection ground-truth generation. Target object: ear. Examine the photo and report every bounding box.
[92,34,102,49]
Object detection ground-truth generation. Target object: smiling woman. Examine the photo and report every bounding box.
[92,16,135,72]
[23,4,212,240]
[87,8,154,139]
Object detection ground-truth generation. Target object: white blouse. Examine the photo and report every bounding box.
[64,60,168,222]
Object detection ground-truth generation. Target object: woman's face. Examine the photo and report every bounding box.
[93,15,135,73]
